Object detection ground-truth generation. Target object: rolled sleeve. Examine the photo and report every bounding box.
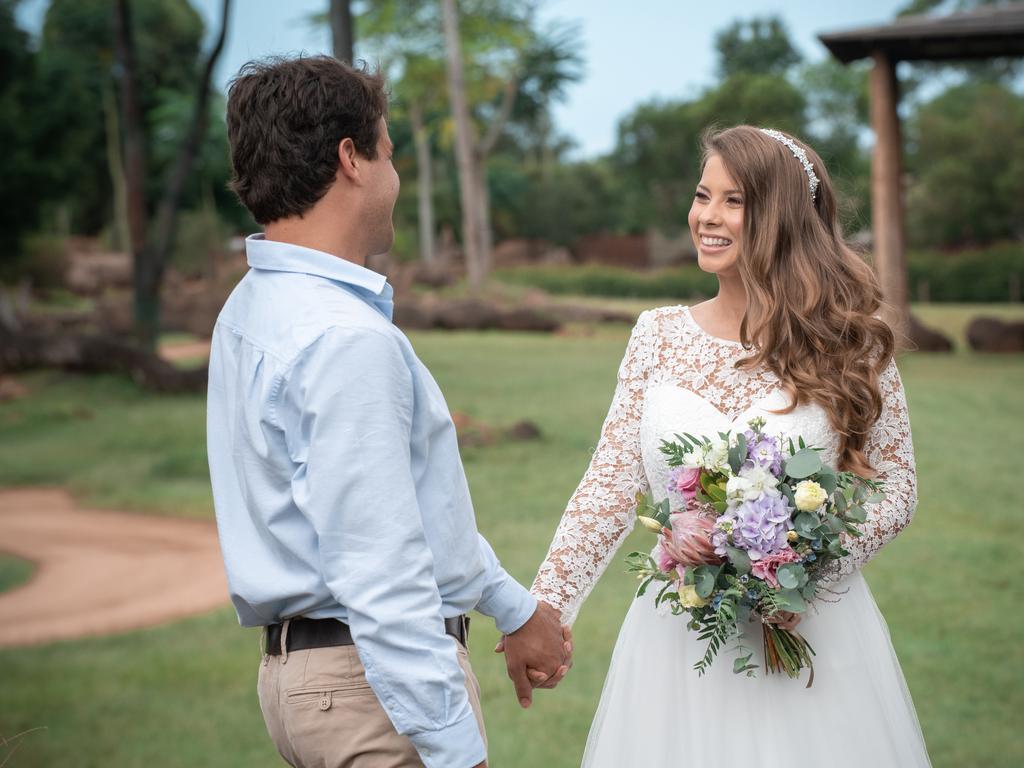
[283,327,485,767]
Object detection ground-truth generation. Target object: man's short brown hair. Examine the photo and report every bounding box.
[226,55,388,224]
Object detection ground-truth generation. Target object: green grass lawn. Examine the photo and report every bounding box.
[0,553,34,594]
[1,317,1022,766]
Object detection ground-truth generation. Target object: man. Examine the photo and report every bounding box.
[207,56,571,768]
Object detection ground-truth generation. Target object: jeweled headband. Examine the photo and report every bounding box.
[759,128,820,203]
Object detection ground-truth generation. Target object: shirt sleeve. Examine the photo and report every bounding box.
[828,357,918,582]
[530,310,655,625]
[473,534,537,634]
[281,326,485,768]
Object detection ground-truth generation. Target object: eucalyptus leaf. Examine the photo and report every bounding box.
[784,448,822,479]
[846,505,867,523]
[693,566,717,599]
[867,491,887,504]
[775,588,806,613]
[776,563,807,589]
[794,512,818,536]
[726,546,752,575]
[817,470,837,493]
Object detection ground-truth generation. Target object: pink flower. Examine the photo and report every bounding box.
[669,467,702,502]
[750,547,802,588]
[660,512,723,568]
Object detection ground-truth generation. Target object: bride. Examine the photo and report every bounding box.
[529,126,932,766]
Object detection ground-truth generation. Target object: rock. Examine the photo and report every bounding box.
[505,420,542,442]
[966,316,1024,353]
[908,314,953,352]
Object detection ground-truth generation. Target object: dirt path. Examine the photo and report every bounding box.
[0,488,229,648]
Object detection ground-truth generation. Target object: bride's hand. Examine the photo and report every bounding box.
[764,611,802,631]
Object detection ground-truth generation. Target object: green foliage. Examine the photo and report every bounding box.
[35,0,206,234]
[495,264,719,299]
[0,0,52,262]
[906,82,1024,248]
[714,16,801,79]
[0,553,33,594]
[908,243,1024,302]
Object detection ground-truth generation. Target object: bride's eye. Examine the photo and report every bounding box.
[694,190,709,201]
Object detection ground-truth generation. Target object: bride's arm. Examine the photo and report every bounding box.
[830,358,918,581]
[531,311,656,626]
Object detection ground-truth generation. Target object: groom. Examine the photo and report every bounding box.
[207,56,571,768]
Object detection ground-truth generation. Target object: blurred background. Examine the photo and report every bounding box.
[0,0,1021,766]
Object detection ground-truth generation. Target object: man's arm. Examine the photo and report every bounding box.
[283,327,484,768]
[474,536,573,704]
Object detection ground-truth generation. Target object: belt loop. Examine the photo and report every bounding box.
[260,626,269,666]
[280,618,291,664]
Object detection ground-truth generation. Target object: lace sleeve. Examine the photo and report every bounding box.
[830,358,918,581]
[531,310,655,625]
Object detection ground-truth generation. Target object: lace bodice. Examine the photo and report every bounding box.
[531,306,918,625]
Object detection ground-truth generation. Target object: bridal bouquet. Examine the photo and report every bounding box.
[626,417,885,685]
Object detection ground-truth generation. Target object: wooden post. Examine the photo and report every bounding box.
[869,50,910,343]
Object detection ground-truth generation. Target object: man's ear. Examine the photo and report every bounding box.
[337,137,360,184]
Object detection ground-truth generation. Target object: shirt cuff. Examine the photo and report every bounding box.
[476,573,538,635]
[409,709,486,768]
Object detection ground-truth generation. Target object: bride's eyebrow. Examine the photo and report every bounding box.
[696,183,743,196]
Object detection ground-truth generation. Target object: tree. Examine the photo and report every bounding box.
[330,0,355,62]
[905,81,1024,246]
[114,0,232,348]
[714,16,801,79]
[0,0,51,267]
[37,0,206,235]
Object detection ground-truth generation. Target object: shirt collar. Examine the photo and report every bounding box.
[245,233,389,296]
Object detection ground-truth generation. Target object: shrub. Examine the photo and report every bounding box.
[494,264,719,299]
[908,244,1024,303]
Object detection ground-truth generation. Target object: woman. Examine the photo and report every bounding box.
[530,126,931,766]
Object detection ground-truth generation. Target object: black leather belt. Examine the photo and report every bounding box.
[266,615,470,655]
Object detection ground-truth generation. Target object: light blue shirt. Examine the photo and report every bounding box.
[207,234,536,768]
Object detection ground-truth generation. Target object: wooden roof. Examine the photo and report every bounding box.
[819,2,1024,63]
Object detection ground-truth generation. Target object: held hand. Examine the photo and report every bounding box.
[494,624,573,689]
[499,601,573,708]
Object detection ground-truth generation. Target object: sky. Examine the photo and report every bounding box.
[16,0,908,158]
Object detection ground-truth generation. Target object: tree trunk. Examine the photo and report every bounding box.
[409,100,436,265]
[473,156,492,276]
[113,0,153,346]
[102,77,130,253]
[145,0,232,350]
[441,0,484,291]
[330,0,354,63]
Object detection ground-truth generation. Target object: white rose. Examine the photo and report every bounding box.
[794,480,828,511]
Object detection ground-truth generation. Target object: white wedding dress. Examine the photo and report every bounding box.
[532,306,931,767]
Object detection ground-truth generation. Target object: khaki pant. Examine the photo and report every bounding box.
[257,627,487,767]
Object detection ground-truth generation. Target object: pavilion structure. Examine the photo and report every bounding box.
[819,3,1024,339]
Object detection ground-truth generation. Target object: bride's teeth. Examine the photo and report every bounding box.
[701,236,731,247]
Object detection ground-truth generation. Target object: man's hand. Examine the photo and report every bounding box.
[498,601,573,708]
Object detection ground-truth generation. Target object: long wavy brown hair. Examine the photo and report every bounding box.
[701,125,894,476]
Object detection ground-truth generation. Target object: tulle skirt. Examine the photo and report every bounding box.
[582,572,931,767]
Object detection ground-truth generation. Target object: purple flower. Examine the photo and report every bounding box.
[714,494,793,561]
[745,434,784,475]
